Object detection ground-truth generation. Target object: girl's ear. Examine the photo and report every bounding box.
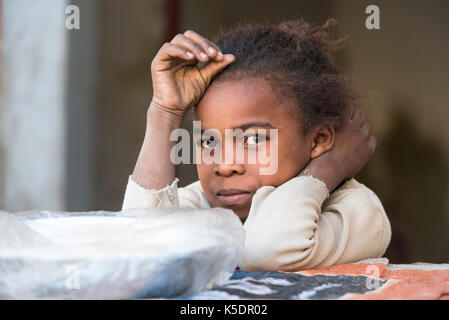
[310,125,335,159]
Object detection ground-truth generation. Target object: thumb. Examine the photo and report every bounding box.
[199,54,235,86]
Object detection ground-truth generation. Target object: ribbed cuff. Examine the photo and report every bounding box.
[122,176,180,210]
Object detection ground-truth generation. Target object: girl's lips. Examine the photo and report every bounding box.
[216,192,252,206]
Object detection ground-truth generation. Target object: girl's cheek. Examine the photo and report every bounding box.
[196,164,208,184]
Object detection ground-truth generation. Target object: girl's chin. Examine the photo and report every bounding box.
[231,207,250,224]
[208,196,251,223]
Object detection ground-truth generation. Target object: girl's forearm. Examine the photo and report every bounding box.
[297,154,343,194]
[131,101,183,190]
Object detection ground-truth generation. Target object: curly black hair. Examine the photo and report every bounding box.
[211,18,354,134]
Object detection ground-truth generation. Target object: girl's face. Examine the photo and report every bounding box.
[195,77,313,222]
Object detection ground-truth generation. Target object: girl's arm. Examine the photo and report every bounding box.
[239,175,391,272]
[298,106,376,194]
[238,106,390,272]
[131,104,182,191]
[128,31,235,191]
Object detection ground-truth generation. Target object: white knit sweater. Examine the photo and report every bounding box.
[122,175,391,272]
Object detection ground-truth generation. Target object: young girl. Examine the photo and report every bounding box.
[122,19,391,272]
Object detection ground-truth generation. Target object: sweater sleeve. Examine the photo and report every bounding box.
[121,176,211,210]
[238,175,391,272]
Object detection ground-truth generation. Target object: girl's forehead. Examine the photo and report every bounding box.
[195,77,292,126]
[195,78,283,119]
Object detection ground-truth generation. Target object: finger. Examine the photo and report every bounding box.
[367,135,377,153]
[172,34,210,62]
[183,30,224,62]
[352,107,365,126]
[348,104,356,121]
[184,30,223,58]
[360,119,370,136]
[199,54,236,86]
[156,42,196,63]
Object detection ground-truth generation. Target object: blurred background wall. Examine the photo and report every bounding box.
[1,0,448,264]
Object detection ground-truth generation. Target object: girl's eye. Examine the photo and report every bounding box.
[201,137,218,149]
[245,134,266,145]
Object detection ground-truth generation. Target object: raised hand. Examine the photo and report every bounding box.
[332,106,377,181]
[132,30,234,190]
[299,106,376,193]
[151,30,235,119]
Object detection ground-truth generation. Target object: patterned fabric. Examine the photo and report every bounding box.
[182,259,449,300]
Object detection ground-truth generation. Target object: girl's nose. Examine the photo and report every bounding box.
[213,137,246,177]
[214,163,246,177]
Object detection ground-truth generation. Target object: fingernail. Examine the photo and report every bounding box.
[200,52,208,59]
[218,51,223,57]
[208,47,215,55]
[186,51,194,58]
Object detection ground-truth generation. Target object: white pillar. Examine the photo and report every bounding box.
[1,0,69,212]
